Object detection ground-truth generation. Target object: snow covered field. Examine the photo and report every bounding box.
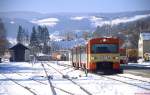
[0,61,150,95]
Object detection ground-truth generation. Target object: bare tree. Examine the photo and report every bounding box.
[0,18,8,56]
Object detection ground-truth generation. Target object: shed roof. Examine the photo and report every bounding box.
[9,43,29,50]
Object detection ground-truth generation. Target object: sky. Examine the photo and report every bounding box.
[0,0,150,13]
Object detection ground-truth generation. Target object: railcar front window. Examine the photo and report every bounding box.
[92,44,118,53]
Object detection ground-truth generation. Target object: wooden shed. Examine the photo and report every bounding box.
[9,43,30,62]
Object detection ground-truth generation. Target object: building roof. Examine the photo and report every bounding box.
[9,43,29,50]
[141,32,150,40]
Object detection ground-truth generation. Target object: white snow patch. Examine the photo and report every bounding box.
[128,62,150,67]
[7,38,17,45]
[10,21,15,24]
[91,14,150,27]
[31,18,59,27]
[89,16,105,27]
[70,16,87,20]
[90,16,103,21]
[38,18,59,22]
[49,32,65,41]
[112,14,150,25]
[50,36,63,41]
[91,20,110,27]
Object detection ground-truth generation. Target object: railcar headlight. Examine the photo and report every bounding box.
[113,56,119,60]
[91,56,96,60]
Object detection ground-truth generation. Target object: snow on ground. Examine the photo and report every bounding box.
[0,61,150,95]
[128,61,150,67]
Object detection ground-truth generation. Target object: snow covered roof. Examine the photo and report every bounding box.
[140,32,150,40]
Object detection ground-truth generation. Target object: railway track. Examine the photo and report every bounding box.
[1,74,38,95]
[53,62,81,75]
[96,73,150,91]
[53,85,75,95]
[45,61,150,92]
[43,62,93,95]
[1,61,149,95]
[41,63,57,95]
[15,73,48,85]
[1,62,77,95]
[41,62,77,95]
[55,62,73,71]
[116,74,150,83]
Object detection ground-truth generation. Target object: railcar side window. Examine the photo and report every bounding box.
[92,44,118,53]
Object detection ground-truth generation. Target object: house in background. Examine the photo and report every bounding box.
[138,32,150,60]
[9,43,30,62]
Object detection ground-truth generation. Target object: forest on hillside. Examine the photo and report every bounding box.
[93,17,150,48]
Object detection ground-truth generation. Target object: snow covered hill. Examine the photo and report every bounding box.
[0,10,150,44]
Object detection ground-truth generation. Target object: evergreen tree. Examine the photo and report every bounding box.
[37,26,43,43]
[30,26,40,55]
[37,26,50,54]
[30,26,50,54]
[17,25,23,43]
[30,26,39,46]
[43,26,50,43]
[16,25,29,45]
[43,42,50,54]
[37,26,49,43]
[25,29,30,45]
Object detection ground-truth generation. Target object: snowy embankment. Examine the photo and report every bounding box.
[0,61,150,95]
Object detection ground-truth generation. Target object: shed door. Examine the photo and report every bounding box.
[14,50,25,62]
